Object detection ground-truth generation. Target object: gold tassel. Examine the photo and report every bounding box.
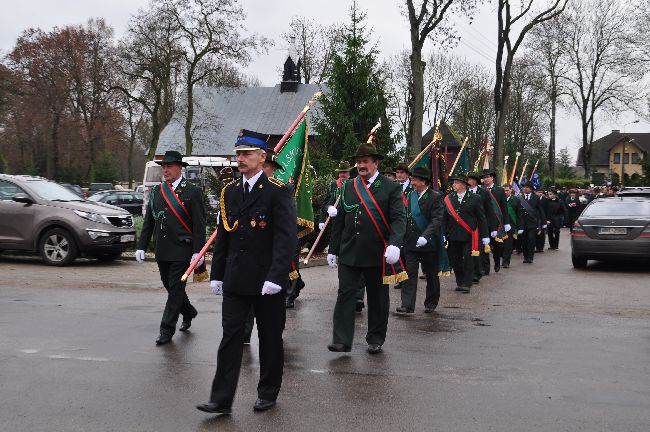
[383,271,409,285]
[193,270,209,283]
[471,250,480,257]
[494,237,504,243]
[289,270,299,281]
[438,271,451,277]
[485,245,492,254]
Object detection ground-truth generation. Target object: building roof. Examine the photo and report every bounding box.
[421,121,463,149]
[576,131,650,166]
[156,83,325,156]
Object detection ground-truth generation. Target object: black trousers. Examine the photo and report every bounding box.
[285,250,305,302]
[209,291,285,406]
[333,265,388,347]
[401,249,439,309]
[536,228,546,251]
[521,228,537,262]
[447,240,474,288]
[157,260,196,337]
[502,234,514,266]
[548,226,561,249]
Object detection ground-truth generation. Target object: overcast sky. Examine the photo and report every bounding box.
[1,0,647,162]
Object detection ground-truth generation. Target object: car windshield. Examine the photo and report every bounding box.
[90,183,113,191]
[27,180,85,201]
[582,200,650,217]
[87,193,106,202]
[145,165,163,183]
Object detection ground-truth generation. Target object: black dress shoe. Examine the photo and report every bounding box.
[253,398,276,412]
[328,343,351,352]
[459,285,471,293]
[494,264,500,273]
[285,299,295,309]
[472,278,480,284]
[424,304,437,313]
[196,402,231,415]
[179,321,192,332]
[502,264,509,268]
[355,302,365,313]
[395,306,414,315]
[455,285,464,292]
[367,344,382,354]
[155,335,172,345]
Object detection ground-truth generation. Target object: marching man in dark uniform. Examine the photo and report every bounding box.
[467,172,497,282]
[501,184,520,268]
[319,161,351,231]
[197,130,296,415]
[545,189,568,250]
[516,181,546,264]
[535,190,549,253]
[565,189,582,230]
[396,167,444,314]
[136,150,206,346]
[395,162,413,198]
[443,175,489,293]
[327,142,407,354]
[480,170,511,272]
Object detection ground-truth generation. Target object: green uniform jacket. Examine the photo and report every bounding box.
[516,193,546,230]
[320,180,341,223]
[506,195,520,232]
[329,174,406,267]
[403,188,444,253]
[443,191,489,242]
[138,178,206,262]
[483,185,511,228]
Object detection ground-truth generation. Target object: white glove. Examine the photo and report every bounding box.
[210,280,223,295]
[384,245,400,265]
[517,229,524,235]
[415,237,427,247]
[504,224,512,232]
[261,280,282,295]
[542,224,547,229]
[482,238,490,246]
[318,222,326,231]
[191,253,204,267]
[490,231,497,238]
[327,205,338,218]
[327,254,338,268]
[135,249,145,263]
[443,236,446,243]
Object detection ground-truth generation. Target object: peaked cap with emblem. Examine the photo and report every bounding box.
[235,129,270,151]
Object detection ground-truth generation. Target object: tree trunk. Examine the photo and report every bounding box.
[184,66,195,156]
[549,88,557,183]
[580,118,590,178]
[409,48,425,158]
[494,59,512,174]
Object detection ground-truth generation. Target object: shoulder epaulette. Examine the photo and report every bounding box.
[268,177,285,187]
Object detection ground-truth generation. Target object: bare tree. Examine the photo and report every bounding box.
[493,0,568,175]
[525,17,569,183]
[403,0,479,158]
[562,0,642,177]
[280,16,343,84]
[113,1,184,160]
[162,0,268,156]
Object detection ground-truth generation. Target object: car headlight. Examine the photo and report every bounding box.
[74,210,110,225]
[86,229,112,240]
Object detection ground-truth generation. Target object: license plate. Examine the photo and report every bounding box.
[599,227,626,235]
[121,234,135,243]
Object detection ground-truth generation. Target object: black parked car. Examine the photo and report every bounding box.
[571,197,650,268]
[87,182,114,197]
[88,190,144,215]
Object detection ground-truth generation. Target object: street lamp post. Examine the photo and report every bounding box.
[621,120,639,188]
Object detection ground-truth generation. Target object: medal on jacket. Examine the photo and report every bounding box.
[250,218,256,228]
[259,215,267,228]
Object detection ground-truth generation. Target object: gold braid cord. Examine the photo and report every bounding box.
[220,183,238,232]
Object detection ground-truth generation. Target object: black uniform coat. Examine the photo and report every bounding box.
[211,174,297,295]
[443,192,489,241]
[483,185,511,228]
[138,178,206,261]
[329,174,406,267]
[403,188,444,253]
[469,187,497,232]
[546,197,569,228]
[516,193,547,230]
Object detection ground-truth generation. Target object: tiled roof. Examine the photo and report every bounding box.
[421,121,463,149]
[576,131,650,166]
[156,83,325,156]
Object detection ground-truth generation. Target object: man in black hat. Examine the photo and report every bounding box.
[467,172,497,282]
[396,167,444,314]
[516,181,546,263]
[383,167,397,182]
[501,184,520,268]
[319,161,351,231]
[197,129,296,415]
[480,170,511,272]
[535,190,549,252]
[327,142,407,354]
[443,175,489,293]
[136,150,206,345]
[395,162,413,197]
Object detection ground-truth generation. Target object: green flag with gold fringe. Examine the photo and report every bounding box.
[274,119,314,238]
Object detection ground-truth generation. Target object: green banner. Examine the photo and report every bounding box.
[274,120,314,238]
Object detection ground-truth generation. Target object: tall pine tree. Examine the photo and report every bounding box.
[314,1,397,173]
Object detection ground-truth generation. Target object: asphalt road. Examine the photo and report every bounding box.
[1,230,649,432]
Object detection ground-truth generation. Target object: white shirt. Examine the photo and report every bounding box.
[457,191,466,203]
[364,171,380,188]
[469,186,478,194]
[418,189,427,200]
[525,193,531,200]
[243,169,264,191]
[401,178,411,193]
[171,176,183,190]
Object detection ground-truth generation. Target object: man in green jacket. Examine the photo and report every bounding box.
[396,167,444,314]
[327,143,407,354]
[319,161,351,229]
[501,184,519,268]
[136,150,206,345]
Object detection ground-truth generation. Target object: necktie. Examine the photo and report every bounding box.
[244,182,250,201]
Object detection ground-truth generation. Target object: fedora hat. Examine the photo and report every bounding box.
[155,150,188,166]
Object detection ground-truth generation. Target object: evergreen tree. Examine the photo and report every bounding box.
[314,1,397,174]
[556,147,575,179]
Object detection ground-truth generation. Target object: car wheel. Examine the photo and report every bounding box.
[95,252,122,262]
[39,228,78,266]
[572,254,587,269]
